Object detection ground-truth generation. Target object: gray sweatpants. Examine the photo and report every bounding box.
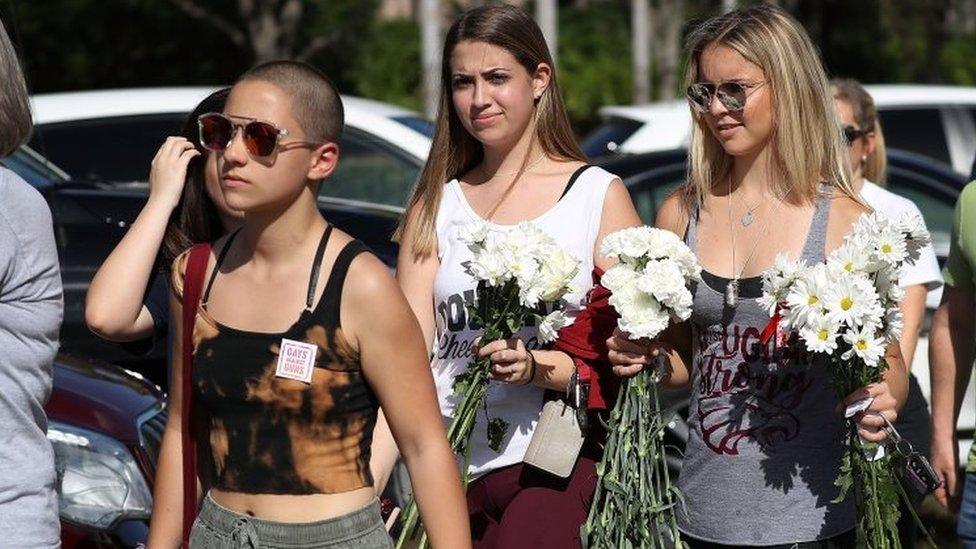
[189,492,393,548]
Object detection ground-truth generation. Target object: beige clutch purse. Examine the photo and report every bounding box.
[523,398,585,478]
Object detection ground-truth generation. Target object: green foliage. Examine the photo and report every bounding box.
[557,1,633,134]
[349,19,423,112]
[941,35,976,86]
[828,350,902,548]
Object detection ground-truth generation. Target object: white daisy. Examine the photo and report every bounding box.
[823,272,879,329]
[798,313,839,354]
[842,325,886,366]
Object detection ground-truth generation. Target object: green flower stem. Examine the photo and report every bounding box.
[582,367,680,548]
[831,353,901,549]
[395,283,524,548]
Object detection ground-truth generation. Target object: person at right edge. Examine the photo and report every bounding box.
[929,160,976,545]
[832,78,943,547]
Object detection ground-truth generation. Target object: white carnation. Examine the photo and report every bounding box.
[457,220,490,250]
[538,310,569,344]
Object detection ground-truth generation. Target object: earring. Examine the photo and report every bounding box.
[860,155,867,165]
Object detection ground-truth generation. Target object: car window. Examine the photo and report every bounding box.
[877,109,951,167]
[322,128,421,207]
[885,168,956,260]
[30,115,186,183]
[583,118,644,159]
[625,167,685,224]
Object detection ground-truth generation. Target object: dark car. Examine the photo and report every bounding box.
[47,355,164,547]
[594,147,969,472]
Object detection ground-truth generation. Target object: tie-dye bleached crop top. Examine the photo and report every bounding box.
[171,226,378,495]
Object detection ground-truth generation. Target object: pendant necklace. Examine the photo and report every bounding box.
[725,179,770,307]
[725,178,797,306]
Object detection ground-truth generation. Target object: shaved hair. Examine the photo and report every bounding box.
[238,60,344,144]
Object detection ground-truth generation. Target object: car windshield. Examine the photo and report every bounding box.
[1,146,69,190]
[392,115,434,138]
[582,117,643,159]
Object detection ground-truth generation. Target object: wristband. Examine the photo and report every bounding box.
[521,351,537,386]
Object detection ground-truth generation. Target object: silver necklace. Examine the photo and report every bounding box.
[725,179,775,307]
[739,195,761,226]
[481,153,546,182]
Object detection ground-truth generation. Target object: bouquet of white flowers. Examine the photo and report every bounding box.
[759,212,930,549]
[582,226,700,549]
[396,220,580,548]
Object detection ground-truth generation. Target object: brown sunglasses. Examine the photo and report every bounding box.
[197,112,319,157]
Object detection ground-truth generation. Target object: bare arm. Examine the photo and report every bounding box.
[367,205,446,494]
[930,286,976,509]
[85,137,198,341]
[898,284,928,370]
[395,204,440,348]
[147,272,196,547]
[349,255,470,548]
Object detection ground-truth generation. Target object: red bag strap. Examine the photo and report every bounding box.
[180,243,211,547]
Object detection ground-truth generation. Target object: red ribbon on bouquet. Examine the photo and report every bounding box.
[760,304,784,345]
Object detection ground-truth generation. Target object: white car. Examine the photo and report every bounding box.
[28,87,433,208]
[584,84,976,176]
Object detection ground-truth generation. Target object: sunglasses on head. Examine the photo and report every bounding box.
[197,112,317,158]
[842,125,869,146]
[686,80,765,113]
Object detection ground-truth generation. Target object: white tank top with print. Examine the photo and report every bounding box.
[432,164,615,478]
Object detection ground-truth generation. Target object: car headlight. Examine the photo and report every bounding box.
[47,421,152,529]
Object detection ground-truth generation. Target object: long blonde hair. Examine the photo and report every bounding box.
[396,4,585,258]
[682,4,854,208]
[831,78,887,184]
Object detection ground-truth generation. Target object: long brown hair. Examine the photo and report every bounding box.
[0,17,32,158]
[681,4,854,208]
[831,78,887,184]
[397,4,585,258]
[160,88,231,266]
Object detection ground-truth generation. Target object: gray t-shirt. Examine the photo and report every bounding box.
[0,166,62,547]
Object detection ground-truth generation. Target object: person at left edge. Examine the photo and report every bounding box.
[0,15,63,549]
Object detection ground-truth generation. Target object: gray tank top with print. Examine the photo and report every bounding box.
[676,190,854,545]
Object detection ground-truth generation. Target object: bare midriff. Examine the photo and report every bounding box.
[209,486,377,522]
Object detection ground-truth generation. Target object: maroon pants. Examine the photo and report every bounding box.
[466,455,598,548]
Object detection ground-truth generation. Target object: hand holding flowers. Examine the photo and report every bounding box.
[760,211,929,549]
[396,220,580,548]
[583,226,700,549]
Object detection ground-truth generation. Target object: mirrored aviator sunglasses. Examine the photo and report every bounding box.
[686,82,751,113]
[197,112,284,157]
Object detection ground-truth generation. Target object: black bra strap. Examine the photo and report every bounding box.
[202,228,242,304]
[558,164,592,200]
[305,225,334,310]
[322,241,369,327]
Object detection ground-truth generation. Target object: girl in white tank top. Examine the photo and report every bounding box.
[394,6,642,547]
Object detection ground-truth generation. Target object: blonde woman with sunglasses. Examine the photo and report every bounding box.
[607,6,907,547]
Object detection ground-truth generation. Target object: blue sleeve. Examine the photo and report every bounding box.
[119,270,170,356]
